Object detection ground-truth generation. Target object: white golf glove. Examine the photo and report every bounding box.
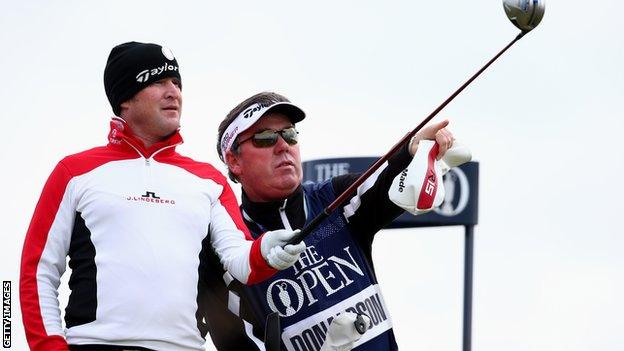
[438,141,472,175]
[260,229,306,270]
[389,140,471,215]
[320,312,371,351]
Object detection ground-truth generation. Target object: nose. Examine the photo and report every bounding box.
[273,133,291,154]
[164,80,181,99]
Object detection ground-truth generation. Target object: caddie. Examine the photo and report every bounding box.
[207,91,469,350]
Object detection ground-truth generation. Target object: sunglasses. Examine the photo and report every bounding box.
[235,127,299,148]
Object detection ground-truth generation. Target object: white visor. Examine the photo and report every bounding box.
[220,101,305,156]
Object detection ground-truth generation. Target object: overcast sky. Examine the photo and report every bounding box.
[2,1,623,350]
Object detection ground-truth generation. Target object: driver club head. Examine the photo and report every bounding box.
[503,0,545,33]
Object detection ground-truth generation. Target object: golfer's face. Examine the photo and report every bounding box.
[120,77,182,139]
[234,113,302,202]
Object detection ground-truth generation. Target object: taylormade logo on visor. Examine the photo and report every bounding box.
[220,102,273,154]
[220,101,303,155]
[135,62,179,83]
[242,102,271,119]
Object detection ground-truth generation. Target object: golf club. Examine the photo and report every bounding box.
[504,0,546,32]
[286,0,545,246]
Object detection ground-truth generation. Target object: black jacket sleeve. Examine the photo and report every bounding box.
[197,233,263,351]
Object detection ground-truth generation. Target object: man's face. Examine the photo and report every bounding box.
[120,77,182,140]
[227,113,303,202]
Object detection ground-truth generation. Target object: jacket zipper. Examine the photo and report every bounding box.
[122,140,181,191]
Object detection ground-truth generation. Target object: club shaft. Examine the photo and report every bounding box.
[288,33,524,245]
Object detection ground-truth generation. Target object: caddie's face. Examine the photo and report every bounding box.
[227,113,302,202]
[120,77,182,140]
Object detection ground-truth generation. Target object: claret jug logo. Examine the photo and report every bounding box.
[267,280,304,317]
[434,167,469,217]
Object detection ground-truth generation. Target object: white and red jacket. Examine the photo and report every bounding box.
[20,118,276,351]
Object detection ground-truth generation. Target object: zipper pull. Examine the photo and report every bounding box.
[145,158,150,166]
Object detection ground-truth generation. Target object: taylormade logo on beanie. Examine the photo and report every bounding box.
[104,42,182,116]
[135,62,179,83]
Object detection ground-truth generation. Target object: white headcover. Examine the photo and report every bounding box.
[389,140,445,215]
[319,312,370,351]
[439,141,472,172]
[389,140,472,215]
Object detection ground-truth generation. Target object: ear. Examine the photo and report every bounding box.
[118,100,131,118]
[225,150,243,178]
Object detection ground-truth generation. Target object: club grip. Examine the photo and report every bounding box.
[286,211,329,245]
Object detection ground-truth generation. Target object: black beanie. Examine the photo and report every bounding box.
[104,42,182,116]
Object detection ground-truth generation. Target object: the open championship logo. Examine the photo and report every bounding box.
[434,167,469,217]
[267,279,304,317]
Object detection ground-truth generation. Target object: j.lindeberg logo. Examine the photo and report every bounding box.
[135,62,179,83]
[142,191,160,199]
[126,191,176,205]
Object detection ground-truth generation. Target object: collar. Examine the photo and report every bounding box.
[107,117,183,158]
[241,185,306,231]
